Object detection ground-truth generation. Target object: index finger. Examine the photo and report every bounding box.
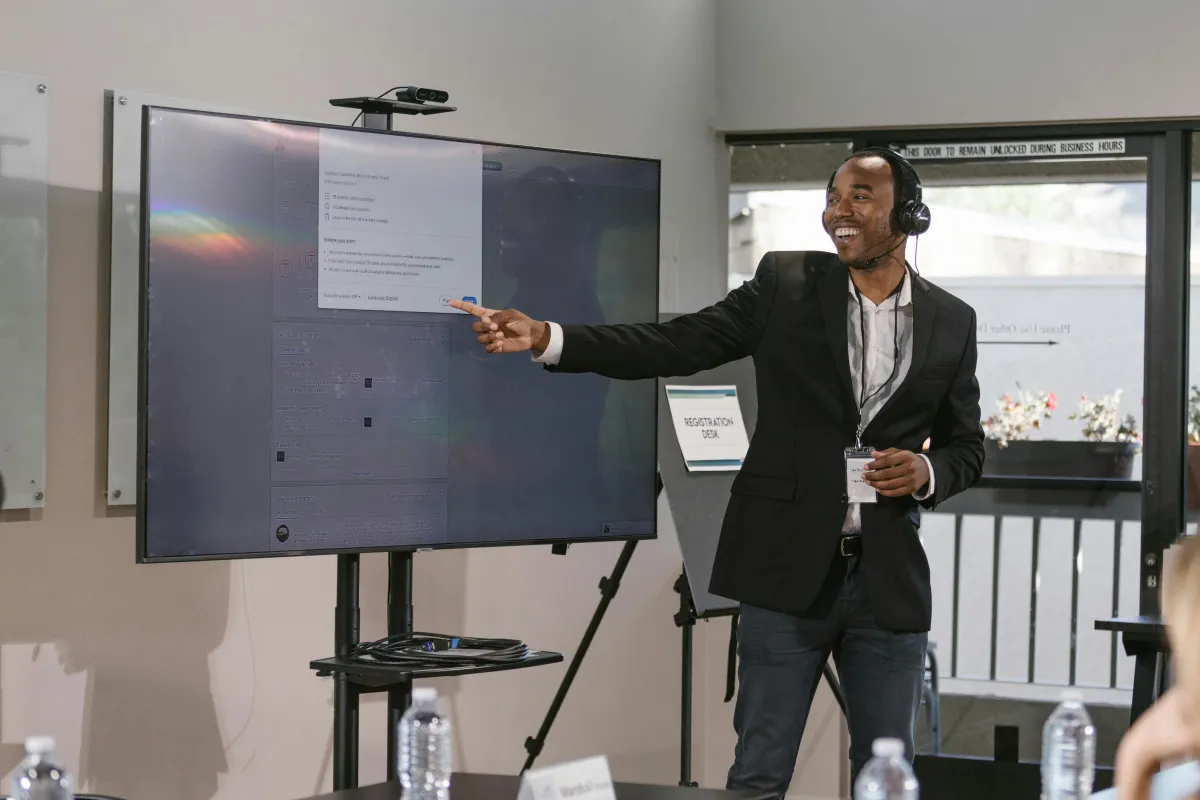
[448,298,494,318]
[867,451,906,470]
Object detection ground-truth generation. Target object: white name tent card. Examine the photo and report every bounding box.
[664,385,751,472]
[517,755,617,800]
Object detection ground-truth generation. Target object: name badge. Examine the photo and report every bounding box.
[845,446,877,504]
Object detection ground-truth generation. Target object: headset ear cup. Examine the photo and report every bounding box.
[896,200,931,236]
[909,201,931,235]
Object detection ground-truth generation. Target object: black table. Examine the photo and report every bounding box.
[300,774,771,800]
[1095,615,1169,724]
[914,755,1113,799]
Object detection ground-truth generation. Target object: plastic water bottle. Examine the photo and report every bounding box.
[1041,690,1096,799]
[854,738,919,800]
[8,737,74,800]
[398,687,452,800]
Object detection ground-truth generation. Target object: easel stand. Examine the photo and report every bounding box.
[522,539,640,771]
[672,571,721,788]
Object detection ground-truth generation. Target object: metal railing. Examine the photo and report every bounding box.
[924,481,1144,705]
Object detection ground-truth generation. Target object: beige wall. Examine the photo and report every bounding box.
[0,1,852,799]
[716,0,1200,133]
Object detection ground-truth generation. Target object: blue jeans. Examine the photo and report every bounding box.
[726,554,928,798]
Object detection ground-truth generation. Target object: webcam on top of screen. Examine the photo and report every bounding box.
[329,85,457,119]
[394,86,449,105]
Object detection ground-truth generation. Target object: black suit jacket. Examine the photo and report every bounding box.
[548,251,985,632]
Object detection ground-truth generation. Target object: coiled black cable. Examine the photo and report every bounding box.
[347,632,530,668]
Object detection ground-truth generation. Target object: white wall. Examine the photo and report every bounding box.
[716,0,1200,133]
[0,2,751,798]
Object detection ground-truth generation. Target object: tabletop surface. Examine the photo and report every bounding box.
[1094,615,1166,635]
[301,774,769,800]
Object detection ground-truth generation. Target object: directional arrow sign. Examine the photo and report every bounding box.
[978,340,1059,346]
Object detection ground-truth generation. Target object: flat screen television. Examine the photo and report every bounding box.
[136,106,660,562]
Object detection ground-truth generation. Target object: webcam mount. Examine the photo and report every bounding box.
[330,90,456,131]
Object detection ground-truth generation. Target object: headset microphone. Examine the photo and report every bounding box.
[849,236,907,271]
[826,146,931,271]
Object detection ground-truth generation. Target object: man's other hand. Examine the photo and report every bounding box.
[449,299,550,355]
[864,448,930,498]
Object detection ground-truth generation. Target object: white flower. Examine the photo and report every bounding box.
[981,385,1057,448]
[1068,389,1142,448]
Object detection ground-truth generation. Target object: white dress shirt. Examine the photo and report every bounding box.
[532,269,935,533]
[842,271,934,533]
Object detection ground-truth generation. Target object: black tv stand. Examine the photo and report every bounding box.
[310,94,561,791]
[312,551,563,790]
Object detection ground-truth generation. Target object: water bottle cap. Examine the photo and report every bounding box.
[412,687,437,704]
[24,736,55,755]
[1062,689,1083,703]
[872,737,905,758]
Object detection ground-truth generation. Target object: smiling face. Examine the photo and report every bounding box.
[823,154,904,268]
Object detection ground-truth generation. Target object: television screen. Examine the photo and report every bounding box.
[137,107,660,561]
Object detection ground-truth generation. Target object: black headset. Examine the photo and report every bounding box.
[827,146,931,236]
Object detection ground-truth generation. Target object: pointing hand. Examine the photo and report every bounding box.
[449,299,549,355]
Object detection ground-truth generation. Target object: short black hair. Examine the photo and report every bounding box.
[826,147,922,207]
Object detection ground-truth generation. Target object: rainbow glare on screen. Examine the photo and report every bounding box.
[149,203,260,261]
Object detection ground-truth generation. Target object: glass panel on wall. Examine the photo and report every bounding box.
[730,139,1149,767]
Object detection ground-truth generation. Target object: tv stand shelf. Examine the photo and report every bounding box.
[324,551,565,792]
[311,650,563,691]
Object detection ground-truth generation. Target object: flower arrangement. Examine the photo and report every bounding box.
[982,385,1057,448]
[1068,389,1142,448]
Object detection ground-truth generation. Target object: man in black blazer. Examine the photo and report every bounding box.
[453,148,984,796]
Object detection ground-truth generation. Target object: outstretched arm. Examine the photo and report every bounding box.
[452,252,780,380]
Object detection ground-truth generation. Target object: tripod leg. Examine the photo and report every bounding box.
[522,539,638,772]
[822,662,848,718]
[926,646,941,754]
[680,609,697,787]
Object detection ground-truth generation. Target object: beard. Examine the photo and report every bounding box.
[844,235,905,270]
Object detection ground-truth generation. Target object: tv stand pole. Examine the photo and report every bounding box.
[333,96,425,790]
[386,551,414,779]
[333,553,361,790]
[320,546,561,791]
[329,550,416,789]
[316,91,561,792]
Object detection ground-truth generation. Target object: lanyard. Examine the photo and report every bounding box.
[853,271,905,447]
